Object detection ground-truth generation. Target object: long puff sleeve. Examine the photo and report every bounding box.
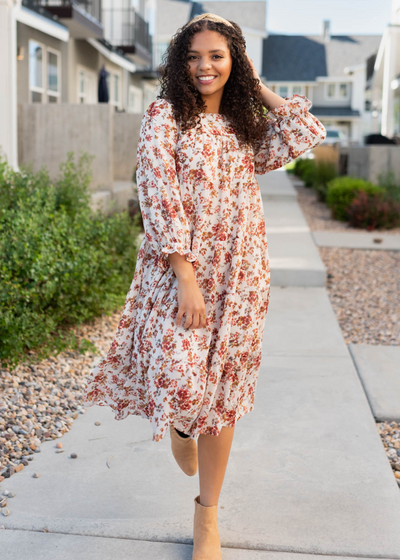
[254,94,327,175]
[136,99,197,262]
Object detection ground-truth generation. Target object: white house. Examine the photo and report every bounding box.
[262,21,382,144]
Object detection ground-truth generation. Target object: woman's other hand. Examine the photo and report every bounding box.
[167,252,207,329]
[176,277,207,329]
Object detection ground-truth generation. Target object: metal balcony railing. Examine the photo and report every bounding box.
[102,8,152,55]
[36,0,102,24]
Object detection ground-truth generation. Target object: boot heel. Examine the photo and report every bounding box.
[192,495,222,560]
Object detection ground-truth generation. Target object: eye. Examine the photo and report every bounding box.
[213,55,223,59]
[187,55,197,60]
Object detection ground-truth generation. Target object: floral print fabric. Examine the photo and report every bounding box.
[83,94,326,442]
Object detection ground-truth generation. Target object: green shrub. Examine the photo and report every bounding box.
[313,161,338,202]
[292,158,317,186]
[326,177,383,221]
[0,153,142,368]
[377,170,400,202]
[347,191,400,230]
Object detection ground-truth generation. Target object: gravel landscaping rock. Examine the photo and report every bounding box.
[0,310,121,480]
[377,421,400,489]
[320,247,400,346]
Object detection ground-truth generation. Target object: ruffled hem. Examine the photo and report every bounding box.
[83,396,254,442]
[160,243,198,262]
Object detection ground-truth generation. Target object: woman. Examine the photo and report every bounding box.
[83,12,326,560]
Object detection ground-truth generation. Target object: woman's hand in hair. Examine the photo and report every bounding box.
[246,52,261,85]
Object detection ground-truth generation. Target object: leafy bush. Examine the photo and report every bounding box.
[326,177,383,221]
[347,191,400,230]
[292,158,317,186]
[377,170,400,202]
[312,161,338,202]
[0,153,142,368]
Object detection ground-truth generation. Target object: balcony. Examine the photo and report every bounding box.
[33,0,103,38]
[102,8,152,66]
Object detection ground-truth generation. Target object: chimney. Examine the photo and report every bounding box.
[323,20,331,42]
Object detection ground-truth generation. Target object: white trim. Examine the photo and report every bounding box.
[87,38,136,73]
[343,63,366,74]
[241,26,268,38]
[77,64,97,104]
[106,65,123,108]
[29,38,45,102]
[375,28,389,72]
[46,46,61,102]
[316,76,353,83]
[265,80,317,87]
[16,5,69,42]
[324,82,350,100]
[128,84,143,113]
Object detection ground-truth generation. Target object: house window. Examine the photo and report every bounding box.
[29,40,44,103]
[279,86,289,98]
[327,83,335,98]
[77,66,97,104]
[47,48,60,103]
[292,85,304,95]
[106,68,122,108]
[339,83,348,97]
[29,40,61,103]
[129,85,143,113]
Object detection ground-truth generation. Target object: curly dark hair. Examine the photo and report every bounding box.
[157,18,269,150]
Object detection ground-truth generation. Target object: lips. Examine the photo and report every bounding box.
[197,75,217,84]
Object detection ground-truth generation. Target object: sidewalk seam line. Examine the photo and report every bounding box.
[2,527,400,559]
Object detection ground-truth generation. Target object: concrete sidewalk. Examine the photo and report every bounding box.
[2,170,400,559]
[257,170,326,287]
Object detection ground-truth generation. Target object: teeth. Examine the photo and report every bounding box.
[198,76,216,82]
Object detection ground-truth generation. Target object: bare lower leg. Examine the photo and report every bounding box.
[198,426,235,507]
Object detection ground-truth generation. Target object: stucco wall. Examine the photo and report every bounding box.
[345,145,400,184]
[113,112,143,181]
[18,103,114,191]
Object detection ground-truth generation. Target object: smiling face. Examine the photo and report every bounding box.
[186,29,233,112]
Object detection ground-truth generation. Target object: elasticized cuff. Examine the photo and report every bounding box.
[161,243,198,262]
[266,94,312,121]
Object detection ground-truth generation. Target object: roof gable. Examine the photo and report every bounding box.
[262,34,382,81]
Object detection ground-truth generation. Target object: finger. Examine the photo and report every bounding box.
[184,313,193,329]
[190,312,200,330]
[176,308,184,327]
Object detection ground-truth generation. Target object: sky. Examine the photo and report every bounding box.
[266,0,392,36]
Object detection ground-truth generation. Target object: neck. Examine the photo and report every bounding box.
[201,89,223,113]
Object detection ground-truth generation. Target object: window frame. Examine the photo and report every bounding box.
[128,84,143,114]
[29,39,62,104]
[77,65,97,104]
[325,82,351,100]
[106,66,123,109]
[46,46,61,104]
[273,84,306,98]
[29,39,45,103]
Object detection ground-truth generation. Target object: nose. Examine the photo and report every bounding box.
[198,57,212,72]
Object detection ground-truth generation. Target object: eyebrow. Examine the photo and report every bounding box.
[187,49,226,53]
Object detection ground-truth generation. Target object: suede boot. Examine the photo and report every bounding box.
[192,495,222,560]
[169,425,198,476]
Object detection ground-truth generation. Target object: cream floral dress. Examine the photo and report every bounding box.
[83,94,326,441]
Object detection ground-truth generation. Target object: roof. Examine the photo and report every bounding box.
[262,34,382,81]
[310,106,361,118]
[157,0,267,35]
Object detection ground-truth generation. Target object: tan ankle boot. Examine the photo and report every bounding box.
[192,495,222,560]
[169,425,198,476]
